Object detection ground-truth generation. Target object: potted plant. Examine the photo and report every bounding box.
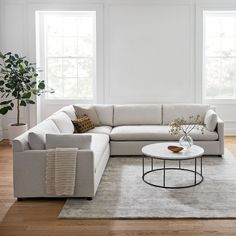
[0,52,46,140]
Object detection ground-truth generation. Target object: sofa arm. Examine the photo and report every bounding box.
[46,133,92,150]
[216,116,224,155]
[12,132,30,152]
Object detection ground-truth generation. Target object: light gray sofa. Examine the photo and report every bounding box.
[13,104,224,199]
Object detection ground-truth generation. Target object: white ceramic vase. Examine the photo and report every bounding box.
[8,123,28,140]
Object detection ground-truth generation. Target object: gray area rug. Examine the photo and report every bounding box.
[59,149,236,219]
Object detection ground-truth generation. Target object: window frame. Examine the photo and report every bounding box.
[203,10,236,102]
[196,5,236,105]
[36,10,97,101]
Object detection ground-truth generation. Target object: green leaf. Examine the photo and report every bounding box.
[0,100,12,105]
[22,92,31,99]
[0,106,11,115]
[27,100,35,104]
[20,100,26,106]
[0,80,4,86]
[38,81,45,90]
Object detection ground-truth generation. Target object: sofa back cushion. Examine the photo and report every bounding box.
[50,112,75,133]
[60,105,77,120]
[13,119,60,152]
[204,109,218,131]
[163,104,210,125]
[113,104,162,126]
[28,119,61,150]
[94,104,113,126]
[73,104,114,126]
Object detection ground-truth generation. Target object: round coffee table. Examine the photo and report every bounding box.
[142,143,204,189]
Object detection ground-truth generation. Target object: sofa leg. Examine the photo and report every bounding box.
[17,198,23,201]
[87,197,93,201]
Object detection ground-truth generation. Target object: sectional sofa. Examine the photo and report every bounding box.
[13,104,224,199]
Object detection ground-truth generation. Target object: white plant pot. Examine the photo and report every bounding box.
[8,123,28,140]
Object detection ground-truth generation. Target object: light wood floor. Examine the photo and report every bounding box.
[0,138,236,236]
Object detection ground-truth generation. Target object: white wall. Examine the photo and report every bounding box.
[0,0,236,137]
[105,3,194,104]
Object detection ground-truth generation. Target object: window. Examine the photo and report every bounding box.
[203,11,236,99]
[36,11,96,100]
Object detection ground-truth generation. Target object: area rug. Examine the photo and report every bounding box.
[59,149,236,219]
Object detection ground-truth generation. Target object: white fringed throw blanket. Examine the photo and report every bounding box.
[46,148,78,196]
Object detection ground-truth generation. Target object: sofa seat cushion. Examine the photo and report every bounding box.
[90,134,110,169]
[87,126,112,135]
[110,125,218,141]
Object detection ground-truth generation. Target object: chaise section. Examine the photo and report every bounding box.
[13,133,110,198]
[90,134,110,170]
[110,125,218,141]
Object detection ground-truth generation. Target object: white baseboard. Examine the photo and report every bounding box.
[224,130,236,136]
[224,120,236,136]
[1,129,8,140]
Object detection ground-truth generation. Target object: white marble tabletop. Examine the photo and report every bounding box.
[142,142,204,160]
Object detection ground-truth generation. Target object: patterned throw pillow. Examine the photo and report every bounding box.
[72,115,95,133]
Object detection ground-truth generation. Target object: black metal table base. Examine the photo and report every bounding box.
[142,157,204,189]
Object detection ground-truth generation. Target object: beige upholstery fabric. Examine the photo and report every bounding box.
[114,104,162,126]
[110,140,222,156]
[13,146,110,198]
[28,119,61,150]
[50,112,74,133]
[46,134,92,149]
[205,109,218,132]
[87,126,112,135]
[12,103,224,200]
[60,105,77,120]
[28,132,45,150]
[163,104,210,125]
[73,105,100,126]
[110,125,218,141]
[94,105,113,126]
[13,119,60,151]
[217,116,224,155]
[90,134,110,170]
